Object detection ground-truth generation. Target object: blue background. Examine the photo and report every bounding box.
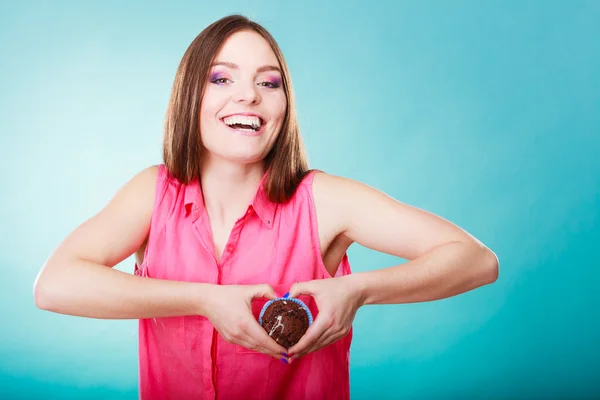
[1,0,599,398]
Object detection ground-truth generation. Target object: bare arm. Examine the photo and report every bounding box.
[33,165,290,357]
[313,172,499,305]
[287,172,499,358]
[33,166,211,319]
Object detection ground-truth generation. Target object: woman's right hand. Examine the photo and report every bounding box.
[201,284,289,361]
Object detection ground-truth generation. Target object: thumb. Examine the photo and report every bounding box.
[248,284,278,300]
[288,281,314,299]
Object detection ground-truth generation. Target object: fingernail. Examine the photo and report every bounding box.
[280,358,288,364]
[283,292,290,298]
[289,357,295,364]
[282,353,288,357]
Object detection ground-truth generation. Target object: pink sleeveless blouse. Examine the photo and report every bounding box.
[134,165,352,399]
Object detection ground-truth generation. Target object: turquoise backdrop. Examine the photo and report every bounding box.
[1,0,599,398]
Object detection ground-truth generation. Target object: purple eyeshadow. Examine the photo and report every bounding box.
[209,72,227,83]
[209,71,281,88]
[265,76,281,88]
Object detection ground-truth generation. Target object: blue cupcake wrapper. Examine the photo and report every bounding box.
[259,297,313,327]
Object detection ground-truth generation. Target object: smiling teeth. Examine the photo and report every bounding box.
[223,115,262,129]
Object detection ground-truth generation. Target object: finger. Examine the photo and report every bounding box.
[287,316,330,357]
[288,281,314,298]
[217,328,256,352]
[249,284,278,300]
[304,329,345,355]
[230,320,287,360]
[245,318,288,357]
[291,327,333,359]
[242,334,286,360]
[234,332,285,361]
[234,337,258,353]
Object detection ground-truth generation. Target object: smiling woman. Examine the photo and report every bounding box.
[33,14,498,400]
[199,34,287,165]
[162,17,306,204]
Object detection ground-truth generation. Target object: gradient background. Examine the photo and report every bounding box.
[1,0,599,398]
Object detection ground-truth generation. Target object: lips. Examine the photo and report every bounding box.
[219,118,266,136]
[221,112,265,125]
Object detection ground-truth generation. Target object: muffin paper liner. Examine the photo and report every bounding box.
[259,297,314,327]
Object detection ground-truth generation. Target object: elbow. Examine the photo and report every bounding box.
[459,240,499,286]
[33,272,53,311]
[33,261,61,312]
[480,245,499,285]
[33,279,50,311]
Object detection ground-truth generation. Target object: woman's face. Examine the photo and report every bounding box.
[199,30,287,165]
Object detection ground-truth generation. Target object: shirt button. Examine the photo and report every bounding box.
[227,244,234,252]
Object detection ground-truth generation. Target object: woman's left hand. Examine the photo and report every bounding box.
[287,275,364,360]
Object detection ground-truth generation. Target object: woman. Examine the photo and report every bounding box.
[34,14,499,400]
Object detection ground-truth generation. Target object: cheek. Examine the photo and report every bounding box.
[199,96,222,146]
[200,87,228,118]
[200,100,216,121]
[269,94,287,121]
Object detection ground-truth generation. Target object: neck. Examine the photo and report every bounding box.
[199,156,266,224]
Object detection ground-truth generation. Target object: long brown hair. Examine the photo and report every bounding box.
[162,14,309,203]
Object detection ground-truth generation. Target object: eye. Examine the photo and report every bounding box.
[211,77,232,85]
[258,81,280,89]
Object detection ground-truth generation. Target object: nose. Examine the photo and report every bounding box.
[232,81,260,104]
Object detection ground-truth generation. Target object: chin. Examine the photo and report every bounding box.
[202,136,276,166]
[212,149,268,165]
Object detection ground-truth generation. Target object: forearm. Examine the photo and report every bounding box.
[349,241,499,306]
[34,258,212,319]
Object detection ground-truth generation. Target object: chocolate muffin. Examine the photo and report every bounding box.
[259,298,313,348]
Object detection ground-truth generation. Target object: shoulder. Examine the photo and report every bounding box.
[310,170,405,238]
[125,164,161,196]
[306,171,367,238]
[311,170,376,208]
[131,163,192,198]
[107,165,161,215]
[48,165,162,269]
[292,169,378,220]
[137,164,161,183]
[298,169,360,193]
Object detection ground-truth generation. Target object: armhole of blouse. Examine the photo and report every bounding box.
[135,164,169,276]
[302,170,335,278]
[302,169,353,278]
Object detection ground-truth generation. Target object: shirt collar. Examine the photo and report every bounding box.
[184,171,276,228]
[251,171,277,228]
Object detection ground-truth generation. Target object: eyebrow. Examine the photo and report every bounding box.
[211,61,281,74]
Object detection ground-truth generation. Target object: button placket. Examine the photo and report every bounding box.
[220,220,243,265]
